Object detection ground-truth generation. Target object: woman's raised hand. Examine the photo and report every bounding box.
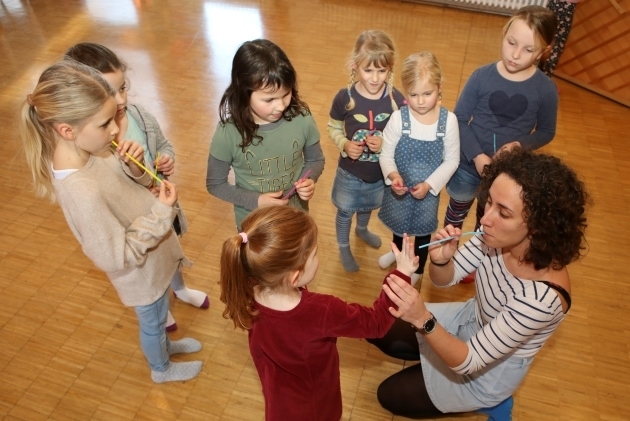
[428,225,460,264]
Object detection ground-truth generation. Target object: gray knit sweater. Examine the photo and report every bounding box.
[53,152,187,307]
[127,104,188,235]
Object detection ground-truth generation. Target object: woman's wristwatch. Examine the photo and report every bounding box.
[412,313,437,335]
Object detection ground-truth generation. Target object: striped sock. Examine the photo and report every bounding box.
[444,198,475,229]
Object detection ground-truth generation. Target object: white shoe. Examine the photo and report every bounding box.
[378,251,396,269]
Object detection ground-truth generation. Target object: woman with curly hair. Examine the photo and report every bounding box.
[368,148,589,420]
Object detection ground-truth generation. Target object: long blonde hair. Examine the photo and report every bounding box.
[346,30,398,112]
[19,60,114,202]
[220,205,318,330]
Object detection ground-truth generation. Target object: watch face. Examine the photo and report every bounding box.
[423,316,437,334]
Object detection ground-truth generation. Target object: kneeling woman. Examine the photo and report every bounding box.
[371,148,589,419]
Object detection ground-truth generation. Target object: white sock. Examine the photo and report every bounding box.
[378,251,396,269]
[151,361,202,383]
[168,338,202,356]
[174,287,210,309]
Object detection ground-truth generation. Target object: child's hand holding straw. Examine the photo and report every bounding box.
[112,140,169,190]
[283,169,313,200]
[155,151,175,176]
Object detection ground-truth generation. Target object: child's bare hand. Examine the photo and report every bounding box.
[391,176,408,196]
[258,190,288,208]
[473,153,492,176]
[410,182,430,199]
[344,141,364,160]
[496,141,521,156]
[156,154,175,175]
[392,233,419,277]
[365,135,382,152]
[296,177,315,201]
[158,179,178,207]
[115,139,144,164]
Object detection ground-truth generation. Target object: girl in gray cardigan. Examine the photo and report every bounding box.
[19,60,202,383]
[65,42,210,331]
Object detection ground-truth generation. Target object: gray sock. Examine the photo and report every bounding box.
[168,338,202,356]
[339,245,359,272]
[151,361,203,383]
[355,227,382,248]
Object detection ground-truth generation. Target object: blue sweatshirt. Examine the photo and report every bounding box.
[454,62,558,175]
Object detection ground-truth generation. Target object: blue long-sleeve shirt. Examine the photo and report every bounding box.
[454,63,558,175]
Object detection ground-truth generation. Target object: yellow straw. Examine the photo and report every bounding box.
[111,141,168,189]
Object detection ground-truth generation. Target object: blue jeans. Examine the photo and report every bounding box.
[331,167,384,212]
[446,167,481,202]
[135,288,171,372]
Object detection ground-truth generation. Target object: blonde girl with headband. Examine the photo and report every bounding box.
[19,60,202,383]
[207,39,325,230]
[65,42,210,332]
[219,205,416,421]
[377,52,460,287]
[327,30,405,272]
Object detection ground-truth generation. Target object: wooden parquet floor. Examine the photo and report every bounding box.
[0,1,629,420]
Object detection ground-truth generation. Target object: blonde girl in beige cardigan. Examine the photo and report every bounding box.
[19,60,202,383]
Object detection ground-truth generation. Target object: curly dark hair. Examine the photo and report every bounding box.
[478,148,589,270]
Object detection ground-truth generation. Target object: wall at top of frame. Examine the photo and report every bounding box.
[554,0,630,108]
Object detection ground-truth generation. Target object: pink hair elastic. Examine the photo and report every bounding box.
[239,232,248,243]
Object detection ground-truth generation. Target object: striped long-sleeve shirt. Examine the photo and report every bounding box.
[442,234,567,375]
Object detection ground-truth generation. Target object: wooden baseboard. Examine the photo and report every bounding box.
[553,71,630,108]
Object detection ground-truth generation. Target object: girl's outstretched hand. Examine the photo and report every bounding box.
[258,190,288,208]
[296,177,315,201]
[428,225,460,264]
[157,179,177,206]
[156,154,175,176]
[392,233,419,277]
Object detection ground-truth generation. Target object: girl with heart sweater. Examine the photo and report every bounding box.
[444,5,559,231]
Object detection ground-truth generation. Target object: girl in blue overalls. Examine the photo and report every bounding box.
[378,52,460,287]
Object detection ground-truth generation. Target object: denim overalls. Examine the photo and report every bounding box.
[378,105,447,236]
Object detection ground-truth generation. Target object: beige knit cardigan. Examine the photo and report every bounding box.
[53,152,188,307]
